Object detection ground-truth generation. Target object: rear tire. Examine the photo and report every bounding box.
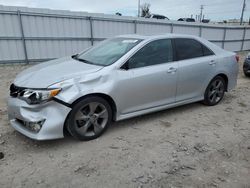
[203,76,226,106]
[66,96,112,141]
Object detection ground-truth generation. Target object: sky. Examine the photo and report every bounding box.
[0,0,249,21]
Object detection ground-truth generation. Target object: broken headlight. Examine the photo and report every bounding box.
[21,88,61,104]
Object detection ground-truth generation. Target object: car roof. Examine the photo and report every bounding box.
[116,33,202,41]
[115,33,228,55]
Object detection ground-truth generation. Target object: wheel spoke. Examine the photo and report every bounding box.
[93,121,103,133]
[211,93,217,103]
[216,81,222,89]
[96,109,108,118]
[78,120,92,133]
[75,111,89,121]
[89,102,98,114]
[209,90,216,98]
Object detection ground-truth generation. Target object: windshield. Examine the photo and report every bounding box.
[75,37,142,66]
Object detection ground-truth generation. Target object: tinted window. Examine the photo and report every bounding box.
[202,44,214,56]
[175,38,204,60]
[127,39,173,69]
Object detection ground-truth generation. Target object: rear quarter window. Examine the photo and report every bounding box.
[202,44,214,56]
[174,38,214,60]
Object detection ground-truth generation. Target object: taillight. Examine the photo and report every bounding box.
[235,55,239,63]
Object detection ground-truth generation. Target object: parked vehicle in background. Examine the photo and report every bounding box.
[243,52,250,77]
[115,12,122,16]
[178,18,195,22]
[8,34,239,141]
[145,14,169,20]
[202,19,210,23]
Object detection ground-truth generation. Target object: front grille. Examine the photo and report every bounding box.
[10,84,25,97]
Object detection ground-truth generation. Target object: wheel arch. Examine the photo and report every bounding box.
[215,73,228,91]
[70,93,117,120]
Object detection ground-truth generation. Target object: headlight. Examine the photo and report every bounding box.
[21,88,61,104]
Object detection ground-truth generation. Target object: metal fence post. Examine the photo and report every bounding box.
[241,27,246,51]
[199,25,202,37]
[222,28,227,49]
[89,16,94,46]
[134,20,137,33]
[171,23,174,33]
[17,10,28,64]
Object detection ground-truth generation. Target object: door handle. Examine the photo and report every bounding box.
[167,67,177,73]
[209,60,216,65]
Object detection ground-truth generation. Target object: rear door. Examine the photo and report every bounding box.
[174,38,216,102]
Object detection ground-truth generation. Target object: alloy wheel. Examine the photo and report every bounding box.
[207,79,225,104]
[74,102,109,137]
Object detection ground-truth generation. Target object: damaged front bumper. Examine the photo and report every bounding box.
[8,97,71,140]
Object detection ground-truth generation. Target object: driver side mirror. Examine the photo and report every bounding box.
[121,57,142,70]
[121,56,136,70]
[121,58,137,70]
[71,53,79,58]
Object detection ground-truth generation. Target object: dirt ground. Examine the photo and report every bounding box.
[0,52,250,188]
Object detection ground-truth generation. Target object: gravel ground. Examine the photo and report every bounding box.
[0,52,250,188]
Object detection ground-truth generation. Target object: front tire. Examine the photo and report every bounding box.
[66,96,112,141]
[203,76,226,106]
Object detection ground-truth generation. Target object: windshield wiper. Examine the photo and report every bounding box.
[72,55,94,65]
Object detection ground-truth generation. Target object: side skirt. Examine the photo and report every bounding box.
[116,97,204,121]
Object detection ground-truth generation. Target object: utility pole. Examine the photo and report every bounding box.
[240,0,246,25]
[138,0,140,17]
[200,5,204,22]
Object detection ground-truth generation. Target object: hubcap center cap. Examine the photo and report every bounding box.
[89,114,97,122]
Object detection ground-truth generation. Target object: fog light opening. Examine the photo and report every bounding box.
[23,119,45,133]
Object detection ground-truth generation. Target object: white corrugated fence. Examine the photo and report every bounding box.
[0,5,249,64]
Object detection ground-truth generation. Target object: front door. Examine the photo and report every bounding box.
[114,39,178,114]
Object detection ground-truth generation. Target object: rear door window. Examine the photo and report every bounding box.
[175,38,203,60]
[202,44,214,56]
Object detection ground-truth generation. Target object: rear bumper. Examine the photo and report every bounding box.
[8,97,71,140]
[227,62,239,91]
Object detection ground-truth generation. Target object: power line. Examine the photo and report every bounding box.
[204,1,241,7]
[205,10,243,15]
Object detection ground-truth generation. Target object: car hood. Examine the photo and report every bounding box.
[14,56,104,88]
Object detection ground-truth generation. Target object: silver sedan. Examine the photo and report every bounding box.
[8,34,239,140]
